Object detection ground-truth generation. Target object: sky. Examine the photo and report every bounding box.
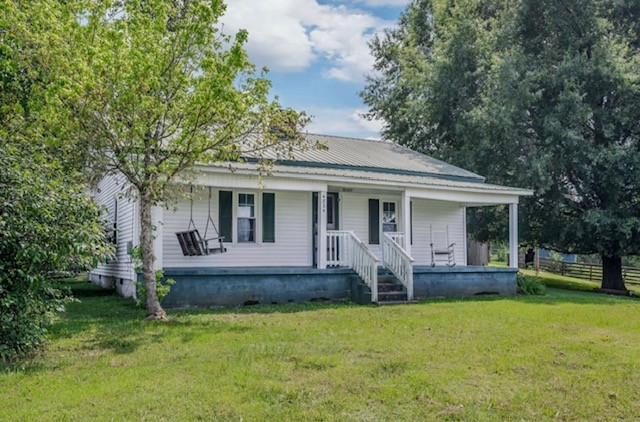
[223,0,409,139]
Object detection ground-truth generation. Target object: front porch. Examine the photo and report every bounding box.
[159,265,517,308]
[315,184,521,303]
[155,183,522,307]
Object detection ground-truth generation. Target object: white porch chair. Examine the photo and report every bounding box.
[430,225,456,267]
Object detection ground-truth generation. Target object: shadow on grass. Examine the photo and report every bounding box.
[50,281,640,346]
[8,279,635,374]
[62,279,639,328]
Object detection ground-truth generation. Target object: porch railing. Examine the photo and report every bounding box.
[326,230,379,302]
[382,232,414,300]
[385,232,406,249]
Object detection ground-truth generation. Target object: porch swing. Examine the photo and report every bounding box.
[175,186,227,256]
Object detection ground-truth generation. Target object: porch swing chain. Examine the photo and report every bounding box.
[187,185,221,239]
[188,185,196,231]
[203,186,220,239]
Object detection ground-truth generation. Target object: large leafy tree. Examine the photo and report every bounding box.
[363,0,640,291]
[54,0,309,319]
[1,2,111,361]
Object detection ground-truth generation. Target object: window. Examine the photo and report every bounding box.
[382,202,397,233]
[237,193,256,242]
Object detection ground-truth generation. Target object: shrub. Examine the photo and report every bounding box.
[0,143,112,362]
[129,246,175,308]
[517,274,547,295]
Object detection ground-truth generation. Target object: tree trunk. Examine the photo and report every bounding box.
[601,255,627,291]
[140,192,166,319]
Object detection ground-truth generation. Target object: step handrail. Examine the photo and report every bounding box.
[382,232,414,300]
[326,230,379,302]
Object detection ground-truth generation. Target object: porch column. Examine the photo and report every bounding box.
[401,191,411,255]
[509,203,518,268]
[318,190,328,269]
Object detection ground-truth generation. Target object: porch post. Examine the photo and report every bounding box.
[318,190,328,269]
[509,203,518,268]
[401,191,411,255]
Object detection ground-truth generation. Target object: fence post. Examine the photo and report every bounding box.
[589,265,592,282]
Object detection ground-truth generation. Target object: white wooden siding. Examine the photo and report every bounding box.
[340,192,466,266]
[90,174,138,293]
[340,192,402,261]
[162,188,311,267]
[410,197,466,266]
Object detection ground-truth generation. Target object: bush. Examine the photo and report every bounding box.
[0,143,111,362]
[129,247,175,308]
[517,274,547,295]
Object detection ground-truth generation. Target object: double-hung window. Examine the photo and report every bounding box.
[237,193,256,243]
[382,201,397,233]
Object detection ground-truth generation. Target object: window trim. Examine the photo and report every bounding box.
[236,192,257,244]
[381,200,398,234]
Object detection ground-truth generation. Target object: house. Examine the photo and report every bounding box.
[90,134,532,307]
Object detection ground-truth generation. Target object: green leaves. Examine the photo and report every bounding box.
[0,142,112,362]
[363,0,640,262]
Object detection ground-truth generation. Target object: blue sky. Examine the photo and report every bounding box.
[223,0,408,139]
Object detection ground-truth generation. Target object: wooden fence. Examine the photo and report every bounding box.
[530,257,640,286]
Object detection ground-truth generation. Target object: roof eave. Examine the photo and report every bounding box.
[193,163,534,197]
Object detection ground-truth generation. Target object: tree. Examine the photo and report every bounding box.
[56,0,310,318]
[0,143,111,362]
[363,0,640,291]
[1,2,111,361]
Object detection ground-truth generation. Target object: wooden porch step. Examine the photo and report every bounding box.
[378,281,405,292]
[378,275,397,283]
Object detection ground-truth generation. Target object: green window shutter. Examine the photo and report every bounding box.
[368,199,379,244]
[410,200,413,245]
[262,192,275,243]
[219,190,233,243]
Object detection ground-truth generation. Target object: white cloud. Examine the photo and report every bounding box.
[356,0,409,6]
[223,0,395,82]
[305,107,384,138]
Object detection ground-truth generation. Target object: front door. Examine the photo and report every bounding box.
[312,192,339,267]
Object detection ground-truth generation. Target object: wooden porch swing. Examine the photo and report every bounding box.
[175,186,227,256]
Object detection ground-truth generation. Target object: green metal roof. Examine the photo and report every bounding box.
[243,133,485,183]
[208,162,532,195]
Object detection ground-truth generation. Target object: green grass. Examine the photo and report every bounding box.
[1,281,639,420]
[490,261,605,292]
[519,268,603,291]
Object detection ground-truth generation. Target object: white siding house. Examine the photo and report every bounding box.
[90,174,138,297]
[90,134,531,306]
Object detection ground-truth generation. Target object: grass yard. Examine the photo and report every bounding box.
[1,279,640,420]
[519,268,603,291]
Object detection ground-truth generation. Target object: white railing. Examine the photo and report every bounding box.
[382,232,414,300]
[385,232,406,249]
[326,231,350,267]
[326,230,379,302]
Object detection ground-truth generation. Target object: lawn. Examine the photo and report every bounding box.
[1,279,639,421]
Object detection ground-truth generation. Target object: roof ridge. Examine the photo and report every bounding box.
[305,132,388,143]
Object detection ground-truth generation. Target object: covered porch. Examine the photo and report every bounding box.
[315,185,521,303]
